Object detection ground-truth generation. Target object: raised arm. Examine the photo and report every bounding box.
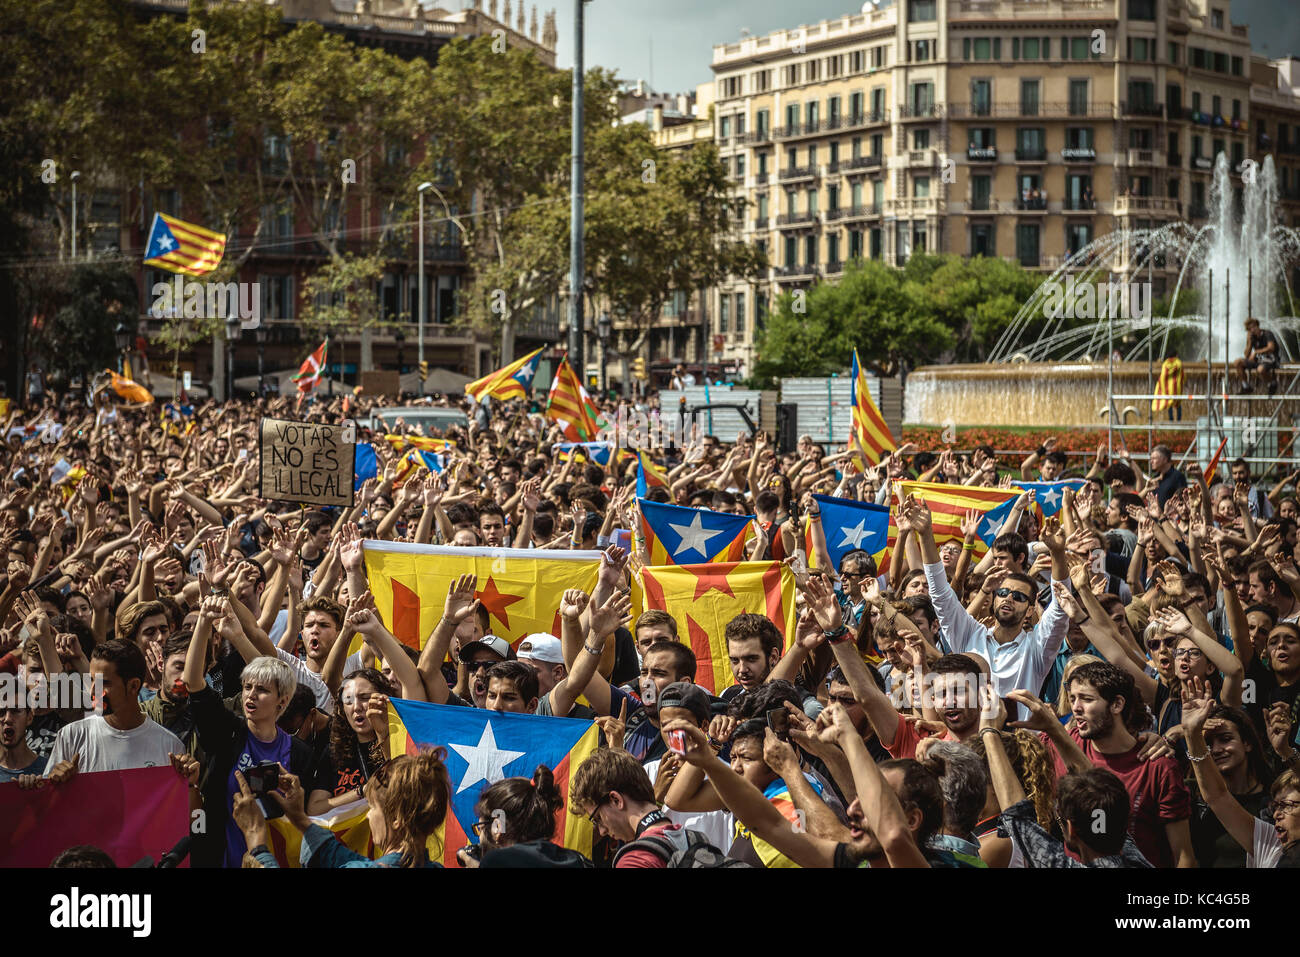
[417,574,479,705]
[552,590,631,718]
[347,592,427,702]
[1181,677,1258,854]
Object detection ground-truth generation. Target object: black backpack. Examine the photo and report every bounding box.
[611,828,752,868]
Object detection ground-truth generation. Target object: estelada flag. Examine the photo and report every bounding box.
[1015,479,1087,518]
[106,369,153,404]
[638,498,751,566]
[633,560,797,694]
[392,447,445,486]
[385,433,455,454]
[389,698,600,867]
[553,441,614,467]
[547,356,606,441]
[807,493,890,571]
[466,346,543,402]
[882,480,1021,573]
[142,211,227,276]
[1153,357,1185,413]
[361,541,602,650]
[635,449,670,497]
[293,339,328,393]
[266,797,372,868]
[850,349,896,465]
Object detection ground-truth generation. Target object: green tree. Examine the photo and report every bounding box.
[27,259,138,390]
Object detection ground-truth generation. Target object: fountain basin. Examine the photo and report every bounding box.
[905,362,1226,427]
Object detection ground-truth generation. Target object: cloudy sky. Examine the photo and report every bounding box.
[497,0,1300,95]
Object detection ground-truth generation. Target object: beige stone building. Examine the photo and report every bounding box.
[690,0,1300,375]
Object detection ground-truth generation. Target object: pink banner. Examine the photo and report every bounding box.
[0,766,190,868]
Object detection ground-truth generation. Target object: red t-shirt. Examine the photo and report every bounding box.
[885,714,955,759]
[1052,728,1190,867]
[616,822,683,869]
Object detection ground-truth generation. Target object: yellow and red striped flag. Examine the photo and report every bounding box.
[142,212,227,276]
[546,356,606,441]
[384,433,455,454]
[1152,357,1185,413]
[882,480,1021,573]
[1203,436,1229,485]
[361,541,601,650]
[106,369,153,404]
[266,797,372,867]
[466,347,543,402]
[850,349,896,465]
[632,560,797,694]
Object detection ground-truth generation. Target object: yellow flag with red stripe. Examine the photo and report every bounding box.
[632,561,796,695]
[850,350,895,465]
[265,797,372,867]
[361,541,601,651]
[883,481,1021,573]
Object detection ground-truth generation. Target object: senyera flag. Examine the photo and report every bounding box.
[293,339,328,393]
[142,211,227,276]
[633,560,797,694]
[388,698,599,867]
[547,355,606,440]
[362,541,602,650]
[638,498,752,566]
[882,480,1022,573]
[266,797,372,868]
[0,766,189,867]
[466,347,543,402]
[806,493,889,571]
[850,349,896,466]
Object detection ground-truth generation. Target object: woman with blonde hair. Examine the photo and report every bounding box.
[968,728,1057,868]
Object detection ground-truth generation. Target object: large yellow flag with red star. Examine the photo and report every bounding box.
[631,561,797,695]
[361,541,602,650]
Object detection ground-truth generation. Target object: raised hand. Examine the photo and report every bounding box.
[442,573,480,624]
[798,574,843,634]
[558,588,590,622]
[1180,674,1215,737]
[597,544,629,588]
[338,523,364,572]
[1265,702,1296,759]
[1039,516,1067,554]
[1052,580,1084,621]
[588,590,632,639]
[594,698,629,752]
[1152,606,1192,636]
[960,507,982,541]
[1006,689,1059,733]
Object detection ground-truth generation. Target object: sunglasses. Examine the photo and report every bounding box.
[471,819,494,838]
[1146,637,1176,651]
[994,587,1032,604]
[463,658,496,672]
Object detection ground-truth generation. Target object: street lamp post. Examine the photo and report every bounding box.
[70,171,80,260]
[596,311,611,396]
[224,317,240,401]
[567,0,592,379]
[417,181,432,375]
[113,322,131,375]
[255,323,269,397]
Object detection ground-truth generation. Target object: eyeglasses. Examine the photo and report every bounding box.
[586,794,610,827]
[471,819,493,838]
[1172,648,1204,660]
[1268,799,1300,816]
[1146,637,1176,651]
[994,587,1032,604]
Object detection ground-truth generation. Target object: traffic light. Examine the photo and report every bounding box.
[418,360,429,379]
[632,356,647,380]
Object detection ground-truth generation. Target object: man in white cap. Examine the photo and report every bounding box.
[522,633,597,720]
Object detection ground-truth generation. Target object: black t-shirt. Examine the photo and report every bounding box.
[25,711,65,760]
[1244,656,1300,742]
[1251,329,1279,357]
[312,737,386,797]
[1191,785,1268,869]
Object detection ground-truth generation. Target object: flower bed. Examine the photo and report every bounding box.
[900,426,1194,458]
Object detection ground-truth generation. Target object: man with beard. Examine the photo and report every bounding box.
[1055,662,1194,867]
[902,495,1069,720]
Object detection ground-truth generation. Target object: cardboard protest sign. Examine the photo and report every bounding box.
[259,417,355,507]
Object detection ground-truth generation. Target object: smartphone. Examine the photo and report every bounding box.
[666,729,687,755]
[766,707,790,740]
[237,448,249,462]
[244,761,281,796]
[639,676,657,707]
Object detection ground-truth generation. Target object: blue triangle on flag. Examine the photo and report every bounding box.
[811,494,890,569]
[639,498,753,562]
[145,214,179,259]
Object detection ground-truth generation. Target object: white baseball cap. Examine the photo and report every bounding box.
[516,633,564,665]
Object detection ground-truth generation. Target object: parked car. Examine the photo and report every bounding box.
[366,405,468,435]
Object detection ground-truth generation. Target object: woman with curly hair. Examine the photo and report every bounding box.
[968,728,1057,868]
[456,764,594,868]
[307,667,396,814]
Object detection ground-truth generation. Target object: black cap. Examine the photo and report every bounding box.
[656,681,711,724]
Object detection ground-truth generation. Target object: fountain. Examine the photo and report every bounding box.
[907,154,1300,429]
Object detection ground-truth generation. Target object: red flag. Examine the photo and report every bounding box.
[0,766,189,866]
[1203,436,1229,486]
[293,339,328,394]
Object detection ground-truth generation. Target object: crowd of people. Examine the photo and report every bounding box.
[2,381,1298,870]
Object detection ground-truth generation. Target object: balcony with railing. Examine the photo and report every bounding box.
[842,203,881,221]
[899,104,943,120]
[775,263,820,280]
[1113,195,1182,217]
[753,216,769,229]
[755,172,769,185]
[1015,147,1047,162]
[824,260,844,275]
[967,146,998,162]
[779,165,817,182]
[1062,197,1096,212]
[1016,196,1049,211]
[1120,100,1165,118]
[894,198,940,215]
[840,110,890,130]
[824,207,846,222]
[738,130,772,145]
[776,210,818,228]
[906,149,939,168]
[1124,149,1167,167]
[841,154,883,173]
[967,195,992,211]
[949,101,1111,118]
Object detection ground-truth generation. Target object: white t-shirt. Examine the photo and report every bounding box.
[645,757,735,851]
[275,649,334,714]
[44,715,183,776]
[1247,816,1285,869]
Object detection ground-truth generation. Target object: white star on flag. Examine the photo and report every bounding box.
[668,511,727,558]
[837,519,871,550]
[980,517,1000,539]
[157,234,174,252]
[448,721,525,794]
[1040,487,1061,508]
